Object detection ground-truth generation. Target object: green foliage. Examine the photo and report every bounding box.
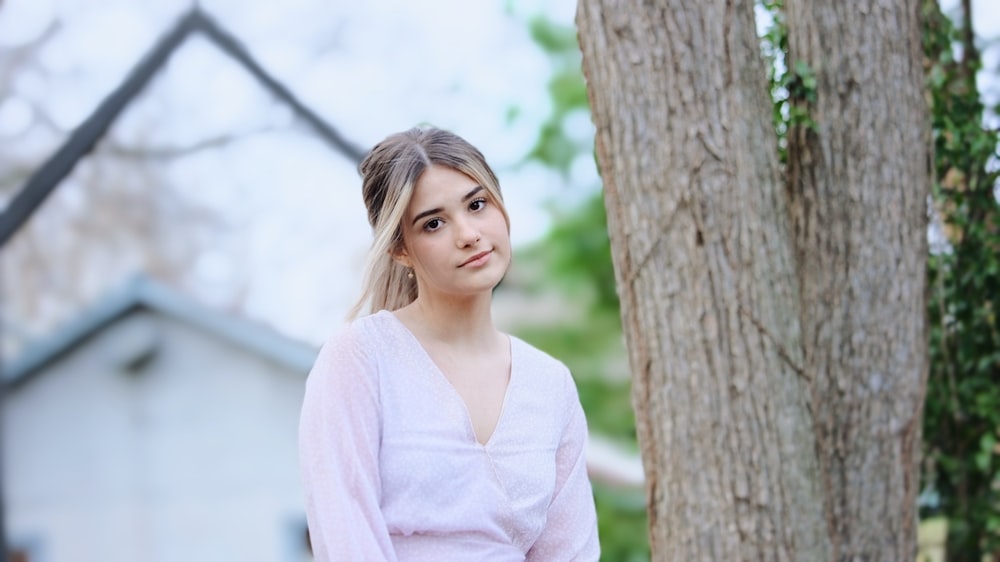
[921,1,1000,559]
[594,484,650,562]
[524,16,591,174]
[513,14,626,435]
[759,0,791,161]
[538,194,619,312]
[761,3,819,162]
[528,16,579,54]
[511,13,649,561]
[515,195,634,441]
[782,59,819,131]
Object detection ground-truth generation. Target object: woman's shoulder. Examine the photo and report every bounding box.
[510,336,574,385]
[307,313,399,395]
[510,337,584,421]
[318,310,397,356]
[330,309,396,339]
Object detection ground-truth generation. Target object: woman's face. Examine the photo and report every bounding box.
[395,164,510,300]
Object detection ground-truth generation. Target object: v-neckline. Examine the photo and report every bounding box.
[381,310,515,448]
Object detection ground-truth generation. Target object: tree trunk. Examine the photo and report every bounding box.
[785,1,929,560]
[577,0,929,559]
[576,1,829,559]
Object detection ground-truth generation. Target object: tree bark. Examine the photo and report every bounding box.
[578,0,929,559]
[785,1,929,560]
[577,1,829,559]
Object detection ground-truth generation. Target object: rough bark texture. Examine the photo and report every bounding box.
[577,1,829,559]
[578,0,930,559]
[785,1,929,560]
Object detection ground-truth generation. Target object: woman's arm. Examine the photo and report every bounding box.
[526,374,600,561]
[299,326,397,561]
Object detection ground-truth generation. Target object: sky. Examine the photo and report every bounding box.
[0,0,997,344]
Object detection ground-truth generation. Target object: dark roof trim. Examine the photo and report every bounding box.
[3,275,319,388]
[0,6,365,248]
[196,10,366,162]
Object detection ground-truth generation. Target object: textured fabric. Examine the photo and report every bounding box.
[299,310,600,561]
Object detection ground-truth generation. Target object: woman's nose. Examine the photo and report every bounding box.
[454,218,481,247]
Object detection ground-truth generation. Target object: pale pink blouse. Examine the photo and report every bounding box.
[299,310,599,561]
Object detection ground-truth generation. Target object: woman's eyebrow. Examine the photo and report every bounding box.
[411,186,484,226]
[461,186,484,201]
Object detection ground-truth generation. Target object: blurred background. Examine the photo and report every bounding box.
[0,0,997,561]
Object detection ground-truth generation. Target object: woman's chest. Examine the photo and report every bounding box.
[374,363,565,528]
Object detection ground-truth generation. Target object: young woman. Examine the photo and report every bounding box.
[298,126,599,560]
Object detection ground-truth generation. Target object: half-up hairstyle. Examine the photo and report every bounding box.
[348,126,509,319]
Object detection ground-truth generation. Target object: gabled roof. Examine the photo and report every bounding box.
[0,6,364,247]
[3,275,318,388]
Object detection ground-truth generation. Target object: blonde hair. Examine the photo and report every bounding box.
[348,126,509,319]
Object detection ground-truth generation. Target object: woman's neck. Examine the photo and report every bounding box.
[396,293,499,348]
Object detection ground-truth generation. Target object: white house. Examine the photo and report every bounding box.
[3,276,316,562]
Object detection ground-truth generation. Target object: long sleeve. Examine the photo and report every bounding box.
[298,326,397,561]
[526,376,600,561]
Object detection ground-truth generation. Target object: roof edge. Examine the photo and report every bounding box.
[3,275,317,387]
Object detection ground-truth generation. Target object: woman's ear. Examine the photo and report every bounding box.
[389,245,411,269]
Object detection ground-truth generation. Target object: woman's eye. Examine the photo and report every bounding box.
[424,218,442,231]
[469,198,488,212]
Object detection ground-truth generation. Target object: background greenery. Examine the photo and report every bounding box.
[921,0,1000,559]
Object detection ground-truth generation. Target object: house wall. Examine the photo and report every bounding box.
[4,310,312,562]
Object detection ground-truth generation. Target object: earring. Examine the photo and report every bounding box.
[407,269,414,279]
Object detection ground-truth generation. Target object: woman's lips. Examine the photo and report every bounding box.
[459,250,492,267]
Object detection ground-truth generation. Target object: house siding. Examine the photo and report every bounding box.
[4,309,310,562]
